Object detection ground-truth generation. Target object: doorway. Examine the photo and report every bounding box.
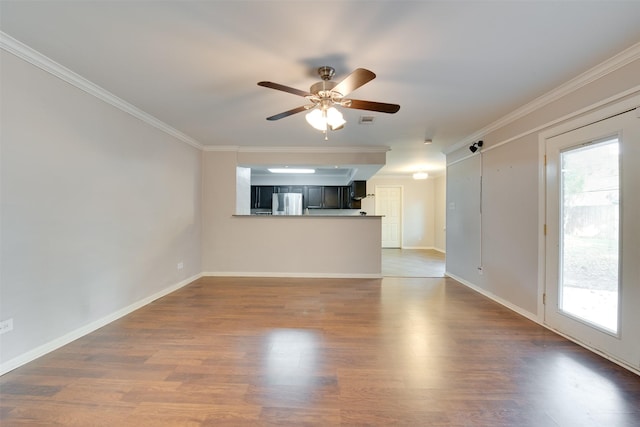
[375,185,402,248]
[381,248,445,277]
[545,108,640,369]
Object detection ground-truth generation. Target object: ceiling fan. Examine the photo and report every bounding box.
[258,66,400,138]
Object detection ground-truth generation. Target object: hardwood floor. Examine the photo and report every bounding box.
[1,276,639,426]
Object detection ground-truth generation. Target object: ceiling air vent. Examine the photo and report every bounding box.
[359,116,376,124]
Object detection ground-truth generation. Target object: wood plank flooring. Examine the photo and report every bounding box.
[1,276,639,426]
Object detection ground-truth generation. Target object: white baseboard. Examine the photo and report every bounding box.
[396,246,445,253]
[445,272,539,323]
[445,271,640,376]
[5,270,637,377]
[0,273,202,376]
[399,246,431,250]
[202,271,383,279]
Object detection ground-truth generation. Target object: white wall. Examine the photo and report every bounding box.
[235,167,251,215]
[445,53,640,318]
[434,175,446,252]
[0,51,202,369]
[362,176,440,250]
[445,157,481,279]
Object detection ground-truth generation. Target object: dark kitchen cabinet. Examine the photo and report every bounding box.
[307,186,323,208]
[252,186,276,209]
[251,184,363,210]
[350,180,366,200]
[307,186,341,209]
[341,186,361,209]
[277,185,305,196]
[323,186,341,209]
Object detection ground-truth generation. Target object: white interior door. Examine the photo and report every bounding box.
[545,108,640,370]
[375,186,402,248]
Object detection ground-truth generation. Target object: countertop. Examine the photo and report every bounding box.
[233,214,383,218]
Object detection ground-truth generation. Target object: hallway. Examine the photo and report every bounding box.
[382,248,445,277]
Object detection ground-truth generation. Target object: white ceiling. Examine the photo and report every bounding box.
[2,1,640,178]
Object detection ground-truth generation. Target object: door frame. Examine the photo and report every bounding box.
[537,94,640,373]
[375,184,403,248]
[537,93,640,321]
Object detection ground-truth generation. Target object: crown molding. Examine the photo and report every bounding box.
[0,31,204,150]
[236,146,391,153]
[203,145,390,153]
[202,145,241,152]
[444,40,640,155]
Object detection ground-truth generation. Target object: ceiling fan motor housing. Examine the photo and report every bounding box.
[318,66,335,80]
[310,80,337,95]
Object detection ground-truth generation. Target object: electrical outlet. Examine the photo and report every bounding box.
[177,262,184,270]
[0,318,14,335]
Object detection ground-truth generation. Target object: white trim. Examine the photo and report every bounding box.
[446,272,640,376]
[544,327,640,376]
[238,146,390,154]
[0,273,202,376]
[202,145,241,152]
[447,86,640,167]
[483,86,640,156]
[537,91,640,141]
[537,94,640,373]
[400,246,440,251]
[537,133,547,322]
[369,174,416,180]
[446,152,478,168]
[446,272,539,324]
[445,41,640,155]
[203,146,391,153]
[374,172,446,180]
[202,271,382,279]
[537,92,640,321]
[0,31,204,150]
[375,184,403,249]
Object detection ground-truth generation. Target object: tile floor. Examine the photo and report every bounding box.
[381,248,445,277]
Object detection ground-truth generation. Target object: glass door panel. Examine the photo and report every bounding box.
[559,139,619,333]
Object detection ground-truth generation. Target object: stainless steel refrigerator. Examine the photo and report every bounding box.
[272,193,303,215]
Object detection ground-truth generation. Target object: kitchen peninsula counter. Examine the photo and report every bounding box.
[211,214,382,278]
[233,214,383,218]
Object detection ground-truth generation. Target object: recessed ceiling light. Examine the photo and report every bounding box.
[268,168,316,174]
[413,172,429,180]
[424,139,433,145]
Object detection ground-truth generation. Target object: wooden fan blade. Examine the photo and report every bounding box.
[258,81,312,97]
[331,68,376,96]
[266,106,308,121]
[344,99,401,114]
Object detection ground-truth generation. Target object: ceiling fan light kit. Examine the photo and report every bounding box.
[305,106,345,131]
[258,66,400,139]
